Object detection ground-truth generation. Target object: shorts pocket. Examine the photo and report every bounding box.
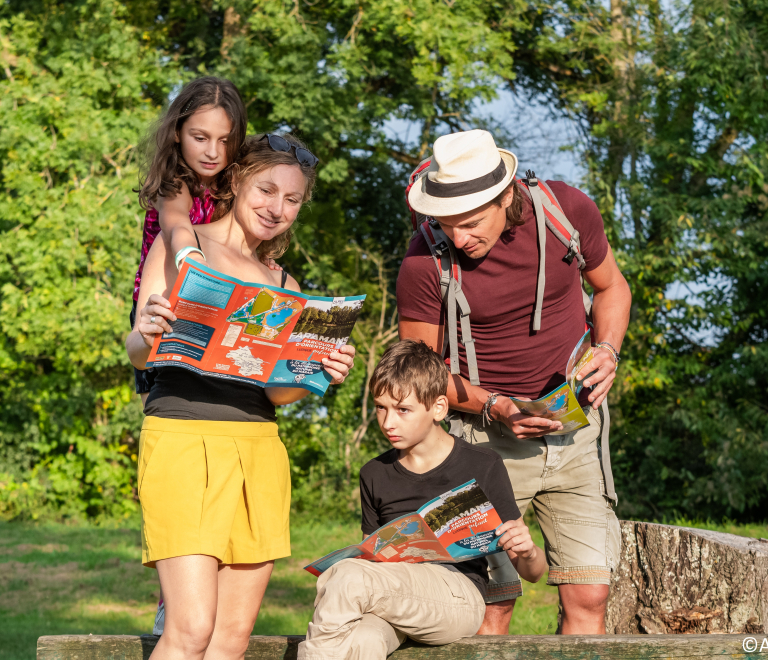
[137,430,164,497]
[436,566,470,601]
[552,516,609,568]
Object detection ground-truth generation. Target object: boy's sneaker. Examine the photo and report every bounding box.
[152,600,165,636]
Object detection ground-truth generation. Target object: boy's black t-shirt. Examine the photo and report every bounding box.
[359,437,522,597]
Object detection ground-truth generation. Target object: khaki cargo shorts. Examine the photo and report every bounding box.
[460,406,621,603]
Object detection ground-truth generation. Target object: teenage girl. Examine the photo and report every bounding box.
[132,76,281,405]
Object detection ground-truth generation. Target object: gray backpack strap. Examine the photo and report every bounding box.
[536,181,594,323]
[526,184,548,332]
[418,220,481,386]
[419,221,452,359]
[528,178,615,501]
[419,222,452,300]
[453,284,480,386]
[600,399,617,503]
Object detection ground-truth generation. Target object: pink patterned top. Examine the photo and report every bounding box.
[133,189,216,300]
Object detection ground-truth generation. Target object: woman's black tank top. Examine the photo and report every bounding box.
[143,245,287,422]
[144,367,277,422]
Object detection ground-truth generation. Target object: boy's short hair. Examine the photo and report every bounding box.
[369,340,449,409]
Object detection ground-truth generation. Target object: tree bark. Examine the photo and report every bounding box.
[607,521,768,634]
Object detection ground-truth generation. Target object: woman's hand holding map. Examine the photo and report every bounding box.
[319,345,356,385]
[138,293,176,346]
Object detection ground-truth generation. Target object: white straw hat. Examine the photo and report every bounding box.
[408,130,518,217]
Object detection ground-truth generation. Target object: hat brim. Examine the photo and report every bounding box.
[408,149,518,217]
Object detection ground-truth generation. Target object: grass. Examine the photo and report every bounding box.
[1,517,766,659]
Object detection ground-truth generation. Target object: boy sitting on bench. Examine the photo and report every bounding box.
[298,340,546,659]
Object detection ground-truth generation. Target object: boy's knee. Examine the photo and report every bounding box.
[327,558,367,579]
[349,614,403,658]
[320,559,369,599]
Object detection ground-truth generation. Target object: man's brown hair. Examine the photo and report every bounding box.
[491,180,524,228]
[369,340,449,409]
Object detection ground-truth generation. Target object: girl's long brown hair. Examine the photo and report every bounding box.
[138,77,247,210]
[214,134,318,261]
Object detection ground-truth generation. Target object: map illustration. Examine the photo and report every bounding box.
[373,518,426,555]
[227,289,303,341]
[226,346,265,377]
[400,547,446,561]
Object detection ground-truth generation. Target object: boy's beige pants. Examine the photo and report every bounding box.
[298,558,485,660]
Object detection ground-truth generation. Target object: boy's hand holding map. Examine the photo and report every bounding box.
[494,517,539,566]
[509,330,598,435]
[145,261,365,395]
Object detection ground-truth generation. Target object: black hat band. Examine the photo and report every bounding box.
[424,159,507,199]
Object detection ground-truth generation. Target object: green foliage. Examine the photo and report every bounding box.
[1,0,766,522]
[0,0,173,520]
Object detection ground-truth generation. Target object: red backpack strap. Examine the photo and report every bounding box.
[406,158,433,232]
[518,176,585,269]
[518,172,591,331]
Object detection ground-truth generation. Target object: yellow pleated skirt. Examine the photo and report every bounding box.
[138,416,291,567]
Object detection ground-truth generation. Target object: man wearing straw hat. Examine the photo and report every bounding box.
[398,130,631,634]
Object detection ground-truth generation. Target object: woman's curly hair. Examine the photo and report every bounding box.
[213,134,318,261]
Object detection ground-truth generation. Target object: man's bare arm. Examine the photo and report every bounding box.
[579,245,632,408]
[399,318,562,438]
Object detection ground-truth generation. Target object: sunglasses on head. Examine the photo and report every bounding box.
[260,134,319,168]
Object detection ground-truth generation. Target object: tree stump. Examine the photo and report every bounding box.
[606,521,768,634]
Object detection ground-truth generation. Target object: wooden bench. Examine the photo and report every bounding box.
[37,634,768,659]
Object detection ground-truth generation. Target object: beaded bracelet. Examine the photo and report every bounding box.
[482,393,500,427]
[595,341,621,366]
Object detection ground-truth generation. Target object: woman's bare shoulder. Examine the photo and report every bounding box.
[283,272,301,293]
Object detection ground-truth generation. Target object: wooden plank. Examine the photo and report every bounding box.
[37,634,768,660]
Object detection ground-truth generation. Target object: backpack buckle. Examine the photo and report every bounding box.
[564,245,577,265]
[525,169,538,186]
[434,241,449,257]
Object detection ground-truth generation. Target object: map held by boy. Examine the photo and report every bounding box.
[304,480,505,576]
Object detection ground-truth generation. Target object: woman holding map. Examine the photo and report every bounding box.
[125,134,355,660]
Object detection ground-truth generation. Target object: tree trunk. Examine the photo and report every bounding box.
[606,521,768,634]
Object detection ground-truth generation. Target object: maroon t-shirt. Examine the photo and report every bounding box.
[397,181,609,399]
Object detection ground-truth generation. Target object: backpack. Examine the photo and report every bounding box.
[404,160,617,502]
